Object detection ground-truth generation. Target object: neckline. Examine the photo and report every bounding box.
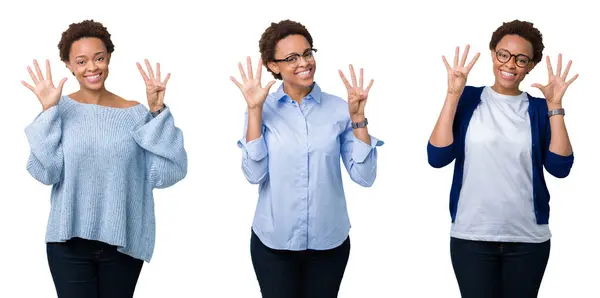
[485,86,528,101]
[64,95,142,110]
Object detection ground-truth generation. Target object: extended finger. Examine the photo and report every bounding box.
[466,52,480,72]
[442,55,451,72]
[561,60,572,80]
[546,56,554,79]
[359,68,364,89]
[33,59,44,81]
[247,57,254,80]
[454,46,459,68]
[338,70,352,89]
[556,54,563,78]
[265,80,276,92]
[566,73,579,85]
[531,83,544,90]
[162,73,171,86]
[460,44,470,67]
[27,66,39,84]
[238,62,248,82]
[365,79,374,93]
[349,64,357,87]
[256,59,263,82]
[46,59,53,82]
[136,62,150,83]
[230,76,243,89]
[21,80,35,91]
[56,77,68,91]
[156,63,161,82]
[144,59,156,81]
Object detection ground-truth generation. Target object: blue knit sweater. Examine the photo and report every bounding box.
[427,86,574,225]
[25,96,187,262]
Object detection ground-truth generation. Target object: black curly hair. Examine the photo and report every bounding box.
[259,20,313,80]
[489,19,544,64]
[58,19,114,62]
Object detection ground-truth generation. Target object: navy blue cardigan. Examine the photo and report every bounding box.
[427,86,574,224]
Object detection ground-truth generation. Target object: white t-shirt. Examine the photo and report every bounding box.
[450,86,551,243]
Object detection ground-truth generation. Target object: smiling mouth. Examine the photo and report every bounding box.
[295,68,313,78]
[500,70,516,78]
[84,73,102,83]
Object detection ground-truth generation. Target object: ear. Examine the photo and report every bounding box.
[267,61,280,76]
[65,61,74,76]
[106,53,111,64]
[527,63,537,73]
[490,50,496,62]
[526,62,537,74]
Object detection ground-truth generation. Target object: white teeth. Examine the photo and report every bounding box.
[297,70,310,76]
[87,74,100,79]
[501,71,515,77]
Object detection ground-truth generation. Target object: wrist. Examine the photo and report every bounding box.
[150,104,165,113]
[350,113,366,123]
[248,106,263,116]
[42,103,57,111]
[548,102,563,110]
[445,93,461,104]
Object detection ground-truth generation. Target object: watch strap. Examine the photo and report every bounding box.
[351,118,368,129]
[151,106,166,117]
[548,108,565,117]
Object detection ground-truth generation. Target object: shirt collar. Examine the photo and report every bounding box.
[272,82,322,104]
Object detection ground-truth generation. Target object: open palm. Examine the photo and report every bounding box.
[21,59,67,111]
[442,45,480,95]
[532,54,578,106]
[137,59,170,112]
[230,57,275,110]
[339,64,373,117]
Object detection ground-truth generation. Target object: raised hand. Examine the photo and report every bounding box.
[339,64,374,120]
[21,59,68,111]
[442,45,480,96]
[230,57,275,110]
[532,54,578,108]
[137,59,170,112]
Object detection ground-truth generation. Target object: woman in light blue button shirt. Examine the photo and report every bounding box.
[231,19,383,298]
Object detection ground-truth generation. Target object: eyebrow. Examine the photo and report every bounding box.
[75,51,105,59]
[284,48,312,58]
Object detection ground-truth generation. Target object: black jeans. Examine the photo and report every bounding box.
[450,237,551,298]
[47,237,144,298]
[250,230,351,298]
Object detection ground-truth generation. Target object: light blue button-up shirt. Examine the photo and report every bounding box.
[237,83,383,251]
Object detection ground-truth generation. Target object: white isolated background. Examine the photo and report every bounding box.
[0,0,598,297]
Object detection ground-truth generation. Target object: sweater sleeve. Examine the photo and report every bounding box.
[543,118,574,178]
[427,141,456,168]
[24,106,64,185]
[132,107,188,189]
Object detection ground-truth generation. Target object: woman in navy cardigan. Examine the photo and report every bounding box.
[427,20,576,298]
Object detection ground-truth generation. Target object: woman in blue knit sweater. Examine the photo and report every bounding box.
[427,20,576,298]
[21,20,187,298]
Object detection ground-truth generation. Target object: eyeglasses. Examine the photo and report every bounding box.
[495,49,532,68]
[273,49,317,67]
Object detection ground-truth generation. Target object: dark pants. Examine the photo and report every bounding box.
[250,231,351,298]
[47,237,144,298]
[450,237,551,298]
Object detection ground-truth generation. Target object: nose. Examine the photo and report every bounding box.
[505,56,517,68]
[87,60,99,72]
[297,56,310,67]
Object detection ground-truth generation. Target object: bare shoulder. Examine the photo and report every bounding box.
[112,94,141,108]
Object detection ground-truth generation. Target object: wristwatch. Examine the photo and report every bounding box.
[351,118,368,129]
[151,106,166,117]
[548,108,565,117]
